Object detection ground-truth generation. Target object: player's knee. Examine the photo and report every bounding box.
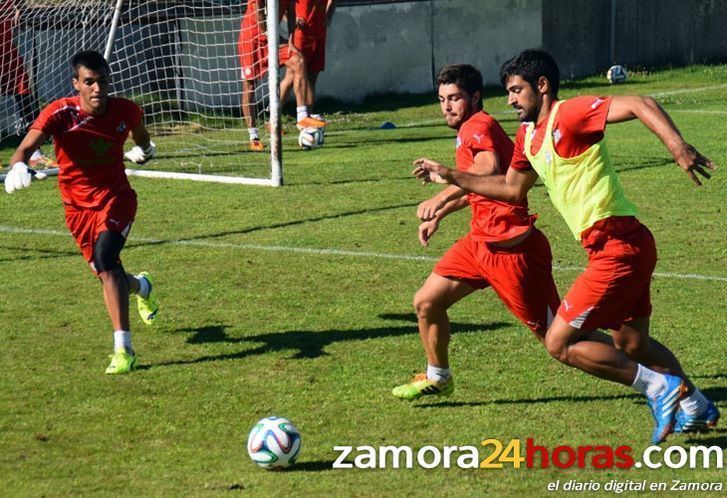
[413,290,438,318]
[93,231,125,273]
[544,334,569,364]
[614,335,649,359]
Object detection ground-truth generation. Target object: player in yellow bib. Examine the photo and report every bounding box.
[413,50,718,444]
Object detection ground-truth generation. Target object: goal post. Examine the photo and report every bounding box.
[0,0,284,186]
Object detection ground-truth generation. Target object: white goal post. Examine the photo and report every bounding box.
[0,0,283,186]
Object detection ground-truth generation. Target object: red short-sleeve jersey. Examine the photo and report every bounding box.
[295,0,327,39]
[456,111,533,242]
[32,96,142,208]
[510,96,612,171]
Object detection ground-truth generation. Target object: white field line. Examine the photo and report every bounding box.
[2,224,726,283]
[649,83,727,97]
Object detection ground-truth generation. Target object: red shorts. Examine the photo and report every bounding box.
[293,31,326,73]
[238,23,291,80]
[64,193,137,273]
[434,228,560,332]
[558,217,656,331]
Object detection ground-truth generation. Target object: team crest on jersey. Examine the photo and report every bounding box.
[456,136,462,148]
[117,121,127,133]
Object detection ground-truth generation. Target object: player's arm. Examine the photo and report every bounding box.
[256,0,266,25]
[416,150,500,220]
[418,196,468,247]
[124,124,156,164]
[5,129,50,193]
[413,154,536,203]
[10,129,47,166]
[607,95,716,186]
[326,0,336,25]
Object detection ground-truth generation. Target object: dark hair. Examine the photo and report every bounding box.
[436,64,483,109]
[71,50,110,78]
[500,49,560,98]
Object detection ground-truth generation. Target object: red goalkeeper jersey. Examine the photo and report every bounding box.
[32,96,141,208]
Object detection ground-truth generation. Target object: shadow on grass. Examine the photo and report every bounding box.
[125,201,420,248]
[140,317,509,369]
[683,431,726,447]
[0,244,78,263]
[285,460,338,472]
[414,393,642,409]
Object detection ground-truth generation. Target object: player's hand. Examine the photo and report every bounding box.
[673,143,717,187]
[418,219,439,247]
[4,162,32,194]
[412,158,454,185]
[417,198,442,221]
[124,141,156,164]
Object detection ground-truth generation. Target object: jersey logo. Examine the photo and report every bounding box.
[591,98,605,109]
[90,138,113,157]
[456,136,462,149]
[552,128,562,145]
[472,133,483,144]
[117,121,127,133]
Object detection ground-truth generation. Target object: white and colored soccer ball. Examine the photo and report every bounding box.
[298,127,324,149]
[606,65,627,84]
[247,416,301,470]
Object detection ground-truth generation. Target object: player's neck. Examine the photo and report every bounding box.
[535,95,557,125]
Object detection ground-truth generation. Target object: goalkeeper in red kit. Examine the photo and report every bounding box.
[5,50,159,375]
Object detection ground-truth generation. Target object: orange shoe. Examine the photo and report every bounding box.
[296,115,326,130]
[249,139,265,152]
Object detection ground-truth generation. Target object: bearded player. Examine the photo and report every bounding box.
[392,64,560,400]
[414,50,718,443]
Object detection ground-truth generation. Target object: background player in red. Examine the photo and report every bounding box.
[291,0,335,126]
[392,64,560,401]
[0,1,39,134]
[238,0,324,151]
[414,50,718,443]
[5,50,159,375]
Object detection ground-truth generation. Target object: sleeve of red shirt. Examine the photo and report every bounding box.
[124,99,144,130]
[509,123,532,172]
[464,119,497,157]
[31,99,62,136]
[558,95,612,142]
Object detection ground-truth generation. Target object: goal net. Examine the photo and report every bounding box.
[0,0,283,186]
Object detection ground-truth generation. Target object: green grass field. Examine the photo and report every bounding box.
[1,65,725,497]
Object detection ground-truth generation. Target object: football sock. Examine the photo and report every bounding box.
[134,274,150,299]
[427,364,451,383]
[248,127,259,140]
[113,330,132,353]
[296,106,309,122]
[631,364,667,398]
[679,388,708,416]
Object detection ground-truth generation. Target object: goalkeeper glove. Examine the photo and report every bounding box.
[124,141,156,164]
[4,162,32,194]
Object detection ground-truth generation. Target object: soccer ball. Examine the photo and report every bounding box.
[247,416,301,470]
[606,65,627,84]
[298,127,324,149]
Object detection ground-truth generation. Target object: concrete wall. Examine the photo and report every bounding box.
[543,0,727,79]
[318,0,542,101]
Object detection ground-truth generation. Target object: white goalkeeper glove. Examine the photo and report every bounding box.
[124,141,156,164]
[4,162,32,194]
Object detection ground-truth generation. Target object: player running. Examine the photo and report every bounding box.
[4,50,159,375]
[290,0,335,127]
[392,64,560,401]
[239,0,324,151]
[414,49,718,443]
